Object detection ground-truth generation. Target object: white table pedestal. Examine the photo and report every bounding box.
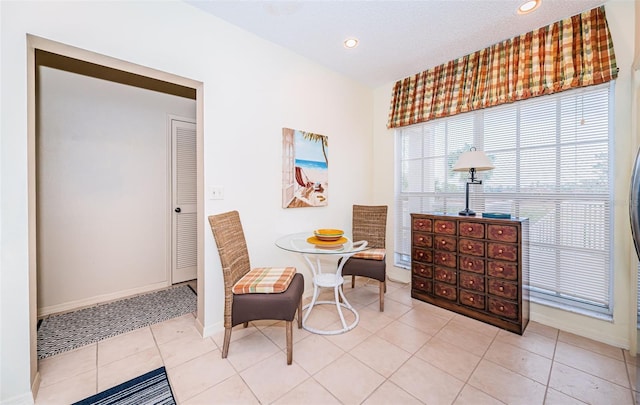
[275,233,368,335]
[301,258,359,335]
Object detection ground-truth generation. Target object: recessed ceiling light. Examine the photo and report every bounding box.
[518,0,541,14]
[344,38,359,49]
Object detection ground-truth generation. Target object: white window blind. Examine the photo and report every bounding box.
[395,83,614,315]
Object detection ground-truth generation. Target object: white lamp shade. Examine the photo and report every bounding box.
[452,150,495,172]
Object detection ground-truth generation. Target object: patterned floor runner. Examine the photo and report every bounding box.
[38,285,196,359]
[72,366,175,405]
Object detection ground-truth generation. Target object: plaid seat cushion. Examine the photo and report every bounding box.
[351,248,386,261]
[232,267,296,294]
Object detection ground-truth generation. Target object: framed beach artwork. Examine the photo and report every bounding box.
[282,128,328,208]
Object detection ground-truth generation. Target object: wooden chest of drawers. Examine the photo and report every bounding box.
[411,213,529,334]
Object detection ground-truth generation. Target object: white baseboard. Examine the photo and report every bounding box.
[387,265,410,284]
[201,319,223,338]
[37,281,170,317]
[531,311,629,350]
[30,371,40,404]
[0,391,34,405]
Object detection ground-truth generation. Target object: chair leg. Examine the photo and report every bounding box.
[222,327,232,358]
[379,280,385,312]
[243,322,249,328]
[286,320,293,365]
[297,298,303,329]
[351,275,355,288]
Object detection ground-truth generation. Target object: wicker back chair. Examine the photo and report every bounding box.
[341,205,388,311]
[208,210,303,364]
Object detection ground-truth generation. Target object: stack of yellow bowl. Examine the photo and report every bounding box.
[309,229,345,249]
[313,229,344,242]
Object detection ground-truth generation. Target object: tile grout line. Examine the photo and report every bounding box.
[622,349,635,404]
[552,355,634,390]
[450,325,507,405]
[365,329,434,405]
[285,293,420,404]
[38,282,634,405]
[541,327,560,405]
[553,335,638,404]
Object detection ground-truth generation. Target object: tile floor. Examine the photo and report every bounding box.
[35,279,639,404]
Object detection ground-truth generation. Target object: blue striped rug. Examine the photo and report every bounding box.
[73,367,175,405]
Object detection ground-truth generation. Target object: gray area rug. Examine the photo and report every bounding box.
[37,285,196,359]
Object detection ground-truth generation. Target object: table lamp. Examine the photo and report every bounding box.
[452,147,494,216]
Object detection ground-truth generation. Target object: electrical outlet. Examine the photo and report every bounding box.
[209,186,224,200]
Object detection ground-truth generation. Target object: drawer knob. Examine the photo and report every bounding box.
[419,237,424,242]
[499,305,505,311]
[467,245,472,250]
[419,283,424,288]
[498,267,504,272]
[468,227,473,232]
[467,262,473,268]
[441,240,446,245]
[442,290,447,295]
[498,249,503,254]
[469,280,474,285]
[469,297,474,302]
[442,256,446,261]
[499,286,504,292]
[498,230,503,235]
[441,224,446,229]
[418,252,423,257]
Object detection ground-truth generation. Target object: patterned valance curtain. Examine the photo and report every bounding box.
[387,6,618,129]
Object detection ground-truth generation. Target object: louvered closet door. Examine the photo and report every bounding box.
[172,119,197,283]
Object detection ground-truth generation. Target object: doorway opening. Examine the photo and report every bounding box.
[27,35,205,392]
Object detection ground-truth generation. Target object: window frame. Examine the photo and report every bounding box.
[394,83,615,317]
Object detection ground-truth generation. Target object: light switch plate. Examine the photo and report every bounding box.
[209,186,224,200]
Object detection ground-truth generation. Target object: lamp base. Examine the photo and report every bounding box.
[458,208,476,216]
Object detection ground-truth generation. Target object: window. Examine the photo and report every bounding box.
[395,83,614,315]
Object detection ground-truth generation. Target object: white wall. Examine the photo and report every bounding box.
[373,0,638,350]
[5,1,632,402]
[1,1,373,402]
[372,83,401,282]
[37,66,196,314]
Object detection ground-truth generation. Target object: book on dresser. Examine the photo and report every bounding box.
[410,212,530,335]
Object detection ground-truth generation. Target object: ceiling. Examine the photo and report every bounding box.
[185,0,607,88]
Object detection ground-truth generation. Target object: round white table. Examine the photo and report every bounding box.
[275,232,368,335]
